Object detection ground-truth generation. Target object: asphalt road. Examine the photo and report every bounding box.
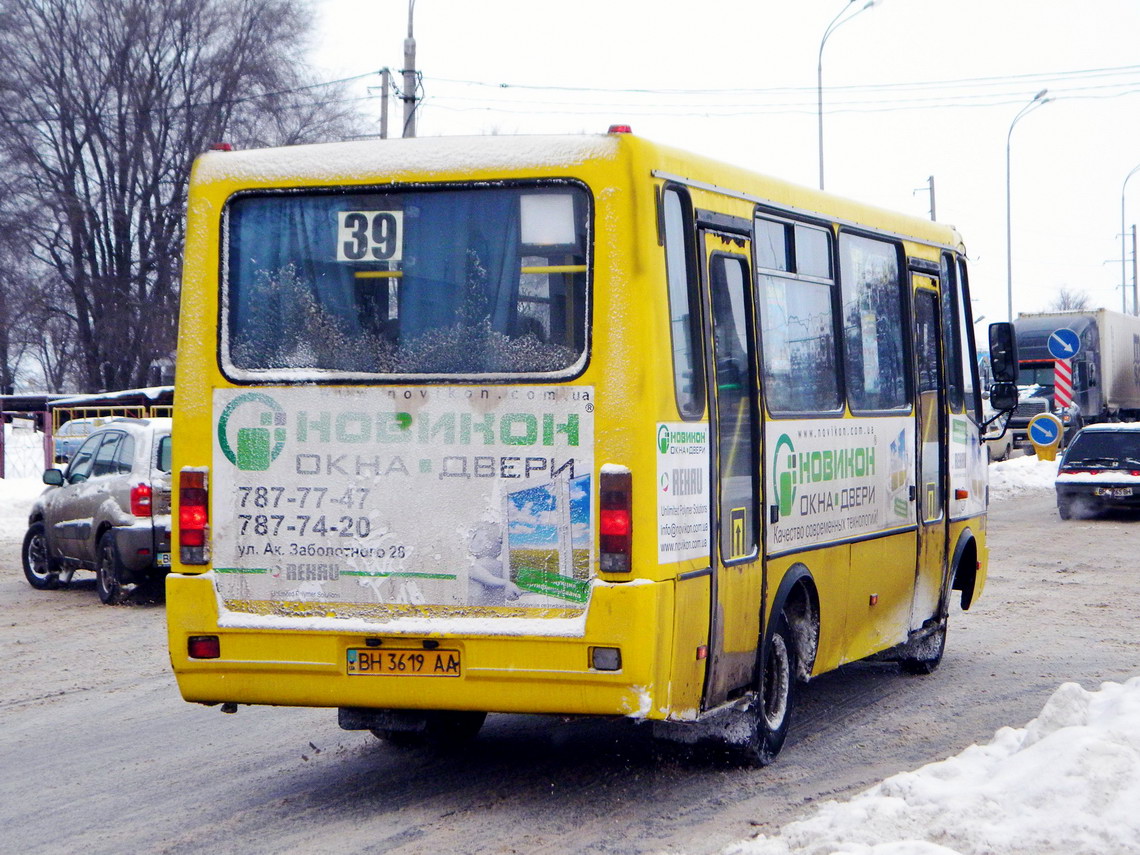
[3,488,1138,855]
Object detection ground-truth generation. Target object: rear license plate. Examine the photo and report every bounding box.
[347,648,461,677]
[1093,487,1133,497]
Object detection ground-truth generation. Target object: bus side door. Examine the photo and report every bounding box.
[698,226,764,708]
[911,282,948,627]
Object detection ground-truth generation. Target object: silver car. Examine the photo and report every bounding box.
[22,418,172,604]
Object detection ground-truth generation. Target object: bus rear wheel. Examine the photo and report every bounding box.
[741,612,796,766]
[372,710,487,747]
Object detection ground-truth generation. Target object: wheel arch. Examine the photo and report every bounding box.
[766,563,820,683]
[949,526,980,611]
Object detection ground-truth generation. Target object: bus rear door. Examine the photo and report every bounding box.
[911,279,949,628]
[698,223,764,708]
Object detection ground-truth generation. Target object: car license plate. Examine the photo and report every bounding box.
[157,552,171,567]
[346,648,461,677]
[1093,487,1132,497]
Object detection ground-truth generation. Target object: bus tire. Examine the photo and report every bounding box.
[899,620,947,675]
[372,728,427,748]
[742,612,796,766]
[372,710,486,747]
[95,532,126,605]
[22,522,60,590]
[426,710,487,745]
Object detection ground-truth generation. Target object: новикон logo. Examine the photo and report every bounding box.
[218,393,286,471]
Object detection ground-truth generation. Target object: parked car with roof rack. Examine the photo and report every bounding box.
[1054,423,1140,519]
[22,417,173,603]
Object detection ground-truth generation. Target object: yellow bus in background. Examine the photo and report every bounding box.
[167,128,1017,764]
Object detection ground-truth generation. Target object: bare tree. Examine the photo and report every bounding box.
[0,0,367,392]
[0,159,46,391]
[1048,287,1091,312]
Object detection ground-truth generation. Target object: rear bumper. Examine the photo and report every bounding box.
[114,523,171,575]
[166,572,689,721]
[1056,483,1140,511]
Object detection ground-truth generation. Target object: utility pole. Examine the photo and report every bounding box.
[1133,224,1138,315]
[402,0,417,138]
[380,68,390,139]
[914,175,936,221]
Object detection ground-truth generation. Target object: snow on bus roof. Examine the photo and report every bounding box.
[194,134,622,185]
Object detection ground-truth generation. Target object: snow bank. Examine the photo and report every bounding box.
[0,475,44,541]
[987,453,1058,498]
[729,676,1140,855]
[1,422,46,541]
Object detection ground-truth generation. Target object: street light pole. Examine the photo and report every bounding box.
[402,0,418,138]
[817,0,879,191]
[1005,89,1050,323]
[1120,163,1140,314]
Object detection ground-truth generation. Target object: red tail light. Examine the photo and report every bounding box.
[179,468,210,564]
[130,482,153,516]
[600,467,632,573]
[188,635,220,659]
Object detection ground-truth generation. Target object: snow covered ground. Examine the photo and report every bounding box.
[3,445,1136,855]
[731,453,1140,855]
[1,423,48,541]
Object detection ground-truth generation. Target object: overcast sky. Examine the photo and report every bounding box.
[313,0,1140,328]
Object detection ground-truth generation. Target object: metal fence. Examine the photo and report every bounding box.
[1,403,172,478]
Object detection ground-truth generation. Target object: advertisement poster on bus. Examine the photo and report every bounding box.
[210,386,594,616]
[766,417,914,552]
[655,422,711,563]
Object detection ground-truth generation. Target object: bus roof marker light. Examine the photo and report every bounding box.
[209,142,233,151]
[607,124,633,134]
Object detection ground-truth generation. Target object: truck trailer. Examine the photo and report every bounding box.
[1009,309,1140,447]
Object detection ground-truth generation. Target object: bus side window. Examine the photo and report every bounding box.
[940,253,965,413]
[755,216,841,415]
[956,258,981,420]
[839,234,909,412]
[662,186,705,419]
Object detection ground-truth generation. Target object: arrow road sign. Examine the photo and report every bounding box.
[1028,414,1061,446]
[1047,328,1081,360]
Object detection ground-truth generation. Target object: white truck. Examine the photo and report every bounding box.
[1010,309,1140,447]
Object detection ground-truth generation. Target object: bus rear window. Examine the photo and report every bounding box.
[223,183,590,379]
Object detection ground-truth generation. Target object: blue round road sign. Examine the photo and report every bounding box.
[1029,416,1061,445]
[1047,328,1081,360]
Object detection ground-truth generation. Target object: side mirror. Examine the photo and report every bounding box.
[42,468,65,486]
[988,322,1019,383]
[989,382,1019,413]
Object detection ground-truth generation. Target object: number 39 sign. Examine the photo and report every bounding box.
[335,210,404,262]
